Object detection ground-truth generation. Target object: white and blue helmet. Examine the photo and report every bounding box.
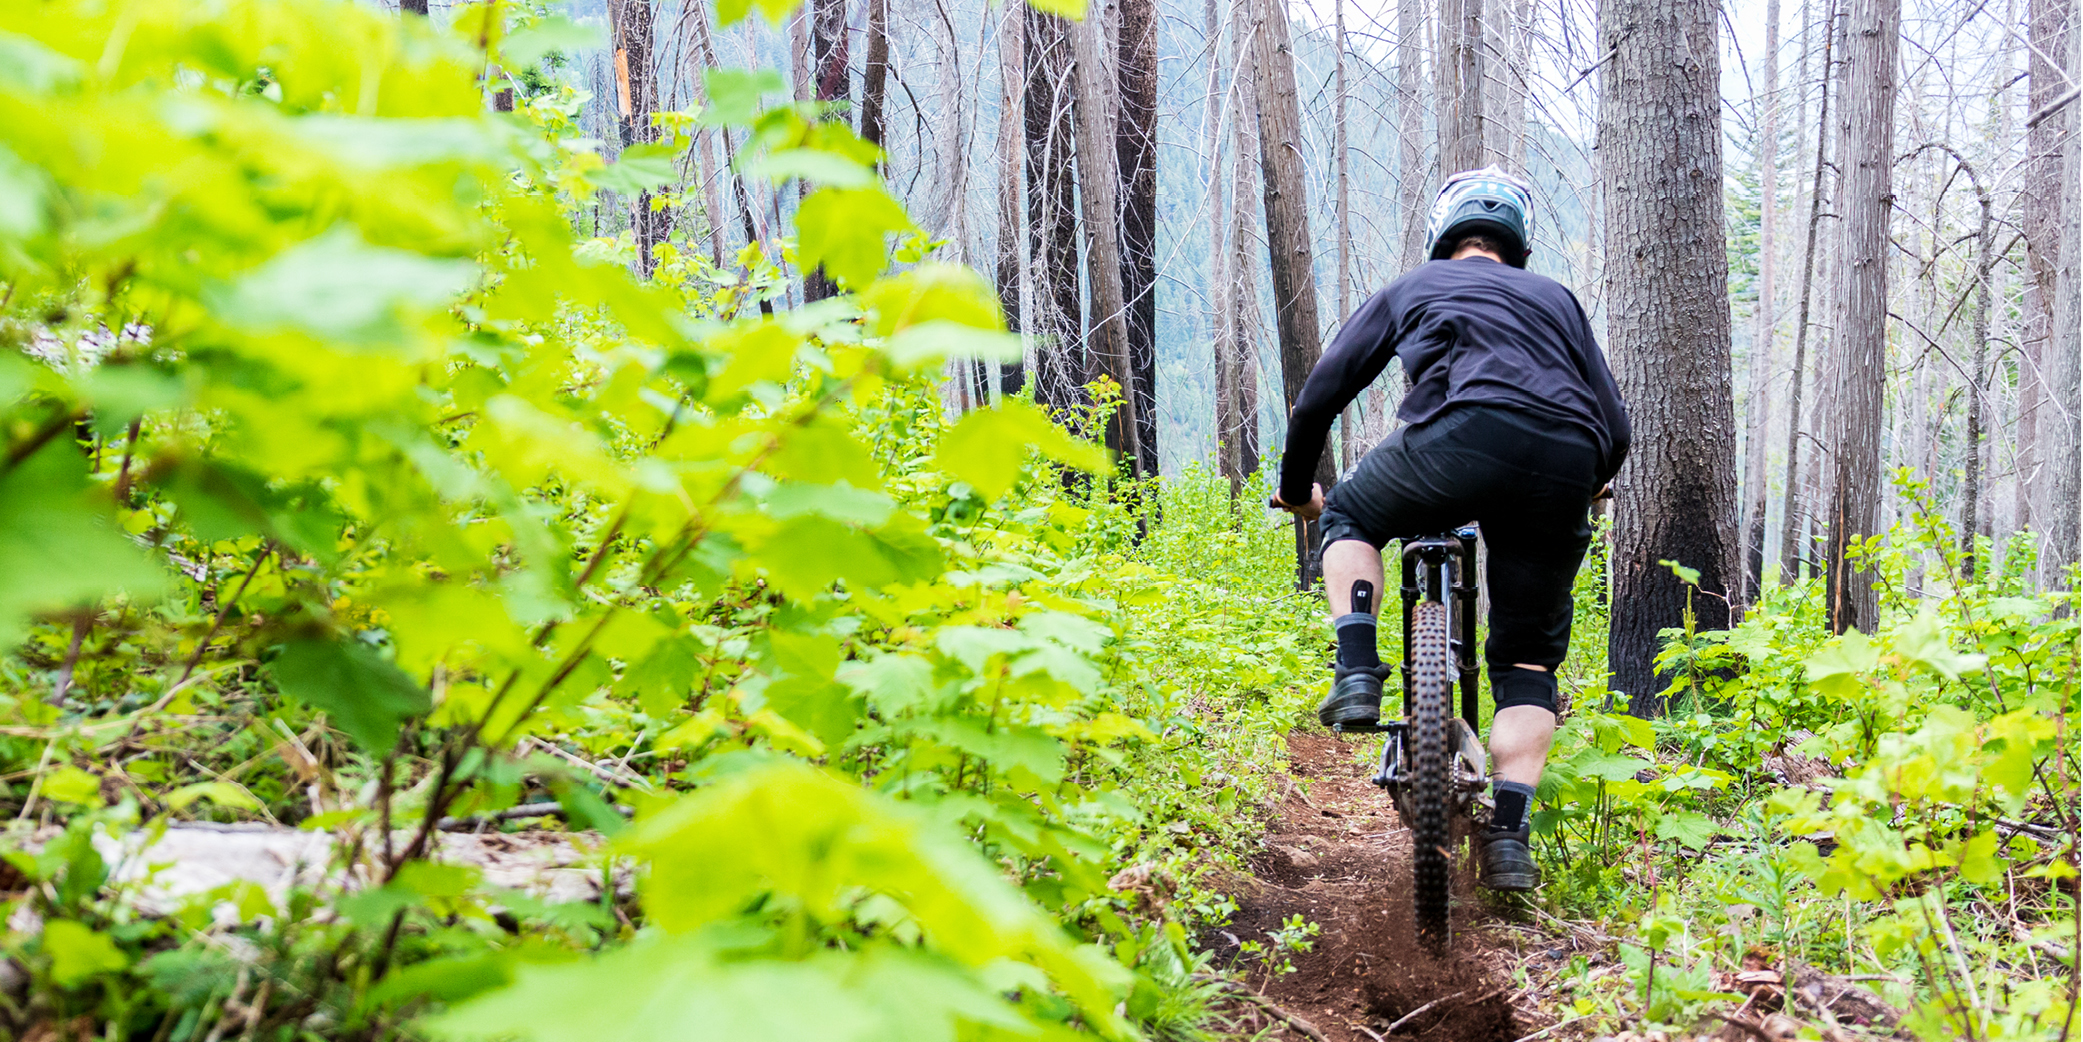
[1423,166,1535,267]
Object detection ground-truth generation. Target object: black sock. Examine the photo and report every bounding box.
[1492,781,1536,832]
[1334,612,1379,670]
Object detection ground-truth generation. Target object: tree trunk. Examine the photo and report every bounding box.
[1779,0,1837,584]
[1070,9,1142,468]
[1335,0,1357,469]
[1818,0,1898,634]
[401,0,428,14]
[995,5,1026,399]
[1025,7,1085,414]
[860,0,889,148]
[1437,0,1486,173]
[611,0,668,278]
[1252,0,1331,587]
[2029,0,2081,585]
[804,0,851,302]
[1118,0,1159,477]
[1399,0,1429,272]
[1742,0,1781,597]
[1962,160,1993,578]
[1208,0,1240,491]
[1230,0,1264,484]
[1600,0,1742,713]
[680,4,733,268]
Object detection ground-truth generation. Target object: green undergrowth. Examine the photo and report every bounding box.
[1524,475,2078,1040]
[0,2,1318,1040]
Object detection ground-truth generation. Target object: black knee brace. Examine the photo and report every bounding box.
[1490,667,1559,713]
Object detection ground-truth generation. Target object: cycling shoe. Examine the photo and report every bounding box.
[1317,665,1389,728]
[1477,824,1540,891]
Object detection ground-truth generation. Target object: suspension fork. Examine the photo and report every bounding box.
[1451,526,1482,732]
[1400,529,1484,731]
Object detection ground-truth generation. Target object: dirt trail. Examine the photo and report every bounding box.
[1208,731,1553,1042]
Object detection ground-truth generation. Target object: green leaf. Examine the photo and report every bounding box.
[1658,559,1702,586]
[1025,0,1090,17]
[42,920,127,989]
[931,401,1107,500]
[795,186,915,288]
[41,767,102,807]
[162,782,262,812]
[207,227,477,347]
[0,440,170,647]
[586,142,683,195]
[1569,749,1654,782]
[699,69,787,126]
[1652,811,1718,852]
[744,148,874,188]
[272,639,432,753]
[431,940,1028,1042]
[500,17,603,67]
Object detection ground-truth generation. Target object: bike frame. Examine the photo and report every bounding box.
[1398,525,1482,731]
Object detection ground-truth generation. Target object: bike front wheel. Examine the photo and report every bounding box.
[1405,599,1455,948]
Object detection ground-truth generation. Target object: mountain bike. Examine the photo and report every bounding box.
[1332,525,1491,948]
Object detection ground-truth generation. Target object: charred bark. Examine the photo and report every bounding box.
[1118,0,1159,476]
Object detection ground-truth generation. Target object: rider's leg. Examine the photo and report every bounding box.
[1323,539,1386,616]
[1317,539,1392,726]
[1489,700,1556,787]
[1323,538,1387,668]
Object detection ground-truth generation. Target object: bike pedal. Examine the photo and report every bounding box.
[1330,722,1395,734]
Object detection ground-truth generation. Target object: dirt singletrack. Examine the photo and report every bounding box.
[1207,731,1551,1042]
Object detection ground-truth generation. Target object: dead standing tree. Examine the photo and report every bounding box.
[1252,0,1332,587]
[1026,5,1086,414]
[1818,0,1900,634]
[1226,0,1265,491]
[1742,0,1783,598]
[1438,0,1486,172]
[610,0,669,277]
[1599,0,1743,712]
[1118,0,1160,476]
[1070,8,1143,467]
[995,4,1026,397]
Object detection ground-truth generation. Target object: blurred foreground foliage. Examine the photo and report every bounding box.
[0,1,1318,1039]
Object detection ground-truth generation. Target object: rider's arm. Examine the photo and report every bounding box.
[1564,289,1632,485]
[1276,288,1404,507]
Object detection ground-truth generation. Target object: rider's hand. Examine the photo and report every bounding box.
[1268,483,1325,521]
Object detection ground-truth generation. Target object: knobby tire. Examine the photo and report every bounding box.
[1406,600,1454,949]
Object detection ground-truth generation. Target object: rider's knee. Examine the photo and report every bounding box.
[1490,666,1558,714]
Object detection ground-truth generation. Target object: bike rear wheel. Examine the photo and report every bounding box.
[1406,600,1455,947]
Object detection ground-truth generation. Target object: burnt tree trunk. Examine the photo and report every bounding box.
[995,5,1026,398]
[611,0,669,277]
[1252,0,1331,587]
[1600,0,1743,712]
[1208,0,1240,492]
[1070,8,1142,467]
[804,0,851,302]
[860,0,889,148]
[1229,0,1263,485]
[1025,6,1085,414]
[1118,0,1159,476]
[1818,0,1898,633]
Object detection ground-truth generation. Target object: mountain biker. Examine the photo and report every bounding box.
[1269,167,1630,892]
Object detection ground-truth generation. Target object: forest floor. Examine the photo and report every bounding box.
[1205,731,1589,1042]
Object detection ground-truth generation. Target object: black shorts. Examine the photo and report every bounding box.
[1320,405,1600,706]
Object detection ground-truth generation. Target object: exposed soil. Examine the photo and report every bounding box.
[1204,731,1543,1042]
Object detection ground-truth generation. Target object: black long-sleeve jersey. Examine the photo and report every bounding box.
[1278,257,1632,506]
